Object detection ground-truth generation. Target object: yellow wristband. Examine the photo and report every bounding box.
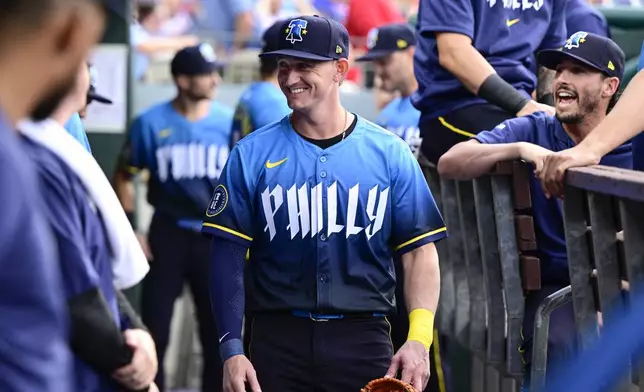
[407,308,435,350]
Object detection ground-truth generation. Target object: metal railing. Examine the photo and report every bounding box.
[420,155,644,392]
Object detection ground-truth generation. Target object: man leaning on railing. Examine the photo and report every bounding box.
[437,32,632,390]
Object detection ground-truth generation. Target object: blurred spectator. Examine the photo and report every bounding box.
[197,0,254,51]
[131,2,198,81]
[336,0,405,88]
[254,0,318,40]
[312,0,348,21]
[158,0,197,36]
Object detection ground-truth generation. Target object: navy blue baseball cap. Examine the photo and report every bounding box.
[259,15,350,61]
[538,31,625,79]
[171,43,225,76]
[261,19,286,53]
[356,23,417,62]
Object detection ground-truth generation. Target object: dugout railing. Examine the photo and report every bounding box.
[420,156,644,392]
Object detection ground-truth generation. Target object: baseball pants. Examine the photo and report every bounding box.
[141,213,222,392]
[419,103,514,165]
[520,284,578,391]
[247,312,393,392]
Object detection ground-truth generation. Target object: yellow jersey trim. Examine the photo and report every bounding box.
[438,117,475,138]
[202,223,253,242]
[395,227,447,251]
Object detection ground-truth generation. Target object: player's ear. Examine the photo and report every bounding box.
[334,59,349,83]
[602,76,619,98]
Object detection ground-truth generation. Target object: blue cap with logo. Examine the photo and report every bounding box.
[171,43,224,76]
[356,23,417,62]
[538,31,625,80]
[259,15,350,61]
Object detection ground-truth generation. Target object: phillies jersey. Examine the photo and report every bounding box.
[202,115,447,313]
[122,101,233,222]
[376,96,422,156]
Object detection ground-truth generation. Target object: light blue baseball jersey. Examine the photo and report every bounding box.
[376,96,422,155]
[122,101,233,224]
[64,113,92,153]
[202,114,447,313]
[230,81,290,148]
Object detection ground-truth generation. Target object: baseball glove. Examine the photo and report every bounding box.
[360,377,416,392]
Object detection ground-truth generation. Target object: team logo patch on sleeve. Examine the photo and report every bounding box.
[206,184,228,217]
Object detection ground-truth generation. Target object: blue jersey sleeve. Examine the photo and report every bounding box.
[473,114,539,145]
[39,167,100,299]
[201,146,255,245]
[390,143,447,255]
[64,113,92,153]
[539,0,569,51]
[418,0,474,38]
[121,115,154,173]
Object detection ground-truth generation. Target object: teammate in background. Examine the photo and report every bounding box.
[437,32,631,389]
[63,63,113,150]
[230,19,290,148]
[79,62,114,119]
[0,0,108,390]
[65,112,92,152]
[565,0,610,38]
[412,0,565,164]
[204,15,446,392]
[114,43,232,392]
[356,24,450,392]
[21,59,158,392]
[356,23,422,155]
[538,70,644,197]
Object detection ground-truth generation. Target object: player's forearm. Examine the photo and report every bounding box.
[401,243,440,350]
[436,33,496,95]
[579,69,644,156]
[209,236,247,362]
[401,243,440,313]
[113,171,135,213]
[438,140,522,180]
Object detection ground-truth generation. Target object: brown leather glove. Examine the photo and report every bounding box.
[360,377,416,392]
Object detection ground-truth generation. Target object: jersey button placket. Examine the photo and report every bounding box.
[317,155,331,309]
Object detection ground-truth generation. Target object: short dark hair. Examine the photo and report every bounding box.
[136,3,155,23]
[260,57,278,79]
[0,0,57,30]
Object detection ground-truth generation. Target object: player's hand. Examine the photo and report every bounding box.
[536,145,602,199]
[113,329,158,390]
[385,340,430,391]
[223,355,261,392]
[517,100,555,117]
[136,232,153,261]
[518,142,553,173]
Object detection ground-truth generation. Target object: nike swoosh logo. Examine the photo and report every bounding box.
[219,332,230,343]
[506,18,520,27]
[266,158,288,169]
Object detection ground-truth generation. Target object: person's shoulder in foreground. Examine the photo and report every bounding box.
[0,123,72,392]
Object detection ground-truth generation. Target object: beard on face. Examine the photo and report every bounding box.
[30,71,77,121]
[555,86,600,125]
